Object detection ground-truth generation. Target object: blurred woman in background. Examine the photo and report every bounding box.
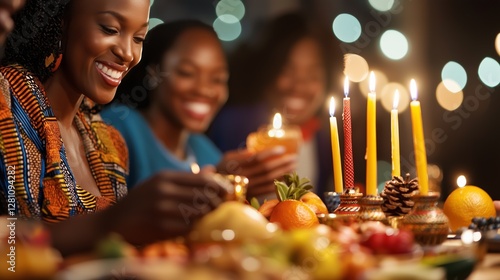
[102,21,296,199]
[208,12,343,194]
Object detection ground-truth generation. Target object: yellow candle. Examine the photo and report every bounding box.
[329,97,343,193]
[391,90,401,177]
[366,72,377,196]
[409,79,429,195]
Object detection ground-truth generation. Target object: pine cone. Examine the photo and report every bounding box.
[381,173,419,217]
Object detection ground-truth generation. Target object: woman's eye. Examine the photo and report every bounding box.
[100,25,118,35]
[134,37,145,44]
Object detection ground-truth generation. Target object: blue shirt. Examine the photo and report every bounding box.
[101,104,222,188]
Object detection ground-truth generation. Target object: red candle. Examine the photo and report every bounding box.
[343,76,355,189]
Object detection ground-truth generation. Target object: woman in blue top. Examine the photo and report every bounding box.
[101,21,296,199]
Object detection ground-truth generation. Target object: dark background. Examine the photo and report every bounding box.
[150,0,500,199]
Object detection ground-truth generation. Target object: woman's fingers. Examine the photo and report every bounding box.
[240,154,297,178]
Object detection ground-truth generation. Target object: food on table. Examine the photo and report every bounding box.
[0,216,61,280]
[468,216,500,231]
[96,233,136,259]
[257,199,280,218]
[443,185,496,232]
[270,200,319,230]
[189,201,277,243]
[299,191,328,215]
[263,173,328,230]
[360,228,415,255]
[380,173,418,217]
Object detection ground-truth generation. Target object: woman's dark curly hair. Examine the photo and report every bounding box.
[113,20,218,111]
[1,0,71,82]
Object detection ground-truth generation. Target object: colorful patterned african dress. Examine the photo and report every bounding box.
[0,65,128,223]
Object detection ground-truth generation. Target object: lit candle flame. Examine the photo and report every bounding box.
[369,71,376,93]
[393,90,400,110]
[191,163,200,174]
[272,113,282,130]
[269,113,285,137]
[329,96,336,116]
[457,175,466,188]
[410,79,418,101]
[344,76,349,97]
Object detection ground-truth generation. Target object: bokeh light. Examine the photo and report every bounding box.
[368,0,395,12]
[213,16,242,41]
[496,33,500,56]
[381,82,410,112]
[441,61,467,93]
[380,30,409,60]
[150,0,155,7]
[359,70,389,98]
[457,175,467,188]
[436,81,463,111]
[332,14,362,43]
[344,54,369,82]
[216,0,245,23]
[478,57,500,88]
[148,18,164,31]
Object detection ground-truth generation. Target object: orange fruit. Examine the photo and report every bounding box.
[258,199,280,219]
[300,192,328,215]
[443,185,496,232]
[269,200,319,230]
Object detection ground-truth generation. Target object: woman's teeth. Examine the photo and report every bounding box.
[96,62,123,79]
[185,102,210,115]
[285,97,306,110]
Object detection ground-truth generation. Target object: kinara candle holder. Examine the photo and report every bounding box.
[334,188,363,216]
[398,191,450,246]
[357,195,387,223]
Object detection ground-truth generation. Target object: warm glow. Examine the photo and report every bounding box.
[496,33,500,56]
[344,54,369,82]
[344,76,349,97]
[369,71,376,93]
[329,97,336,116]
[191,163,200,174]
[380,82,410,113]
[410,79,418,101]
[457,175,466,188]
[269,113,285,137]
[393,90,400,110]
[436,81,463,111]
[359,70,388,98]
[272,113,282,130]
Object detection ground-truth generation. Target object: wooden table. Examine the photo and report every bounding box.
[468,253,500,280]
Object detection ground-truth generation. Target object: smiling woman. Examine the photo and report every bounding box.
[0,0,231,258]
[102,21,229,187]
[102,21,297,199]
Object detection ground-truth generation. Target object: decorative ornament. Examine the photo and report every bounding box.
[381,173,418,217]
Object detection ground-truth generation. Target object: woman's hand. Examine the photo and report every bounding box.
[217,146,297,199]
[103,171,231,246]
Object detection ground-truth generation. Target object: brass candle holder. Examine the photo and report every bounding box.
[334,189,363,216]
[323,191,341,213]
[357,195,387,223]
[398,191,450,246]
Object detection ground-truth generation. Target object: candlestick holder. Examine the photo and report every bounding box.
[323,192,341,213]
[399,191,450,247]
[334,189,363,216]
[357,195,387,223]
